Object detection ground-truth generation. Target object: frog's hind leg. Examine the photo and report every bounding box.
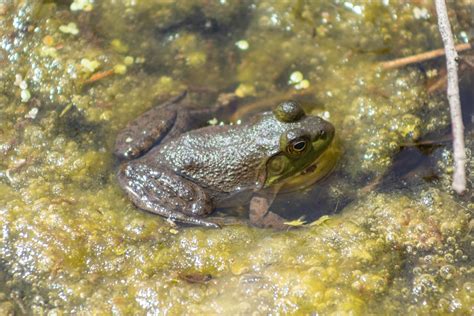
[114,92,187,160]
[117,161,221,228]
[158,93,238,143]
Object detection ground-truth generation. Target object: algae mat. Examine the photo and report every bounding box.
[0,1,472,314]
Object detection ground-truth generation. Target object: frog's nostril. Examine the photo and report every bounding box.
[317,122,335,143]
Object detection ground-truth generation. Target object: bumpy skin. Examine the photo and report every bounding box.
[115,92,231,160]
[115,95,335,228]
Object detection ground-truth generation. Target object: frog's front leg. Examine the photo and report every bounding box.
[117,160,220,228]
[249,187,290,230]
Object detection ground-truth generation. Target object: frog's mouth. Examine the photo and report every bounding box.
[279,140,340,193]
[262,128,337,189]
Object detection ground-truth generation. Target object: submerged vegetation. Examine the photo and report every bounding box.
[0,0,472,314]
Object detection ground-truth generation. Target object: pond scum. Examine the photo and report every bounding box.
[0,1,472,314]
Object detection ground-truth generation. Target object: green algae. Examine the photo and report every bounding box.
[0,0,473,314]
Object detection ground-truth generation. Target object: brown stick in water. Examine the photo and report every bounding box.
[380,42,472,70]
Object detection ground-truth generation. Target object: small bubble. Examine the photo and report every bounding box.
[413,267,422,275]
[295,79,310,90]
[401,287,410,298]
[289,71,304,84]
[444,253,454,263]
[438,298,450,311]
[423,255,434,264]
[113,64,127,75]
[80,58,100,73]
[20,89,31,102]
[25,107,38,119]
[59,22,79,35]
[439,265,456,280]
[124,56,134,65]
[235,40,249,50]
[14,74,22,86]
[207,118,218,126]
[459,31,469,43]
[463,282,473,294]
[413,274,437,297]
[70,0,93,12]
[414,283,427,295]
[413,7,429,19]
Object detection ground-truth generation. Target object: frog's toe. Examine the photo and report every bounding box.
[177,218,221,229]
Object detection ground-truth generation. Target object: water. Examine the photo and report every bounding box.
[0,1,472,314]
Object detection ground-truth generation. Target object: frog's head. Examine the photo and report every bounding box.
[262,100,335,187]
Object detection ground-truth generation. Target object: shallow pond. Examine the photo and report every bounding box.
[0,1,473,314]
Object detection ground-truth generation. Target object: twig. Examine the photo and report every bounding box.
[401,134,452,147]
[462,55,474,68]
[427,67,448,93]
[380,42,472,70]
[427,63,468,94]
[435,0,467,194]
[83,69,114,84]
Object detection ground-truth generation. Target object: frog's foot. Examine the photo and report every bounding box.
[117,161,220,228]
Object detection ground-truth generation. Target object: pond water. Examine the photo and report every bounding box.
[0,1,472,314]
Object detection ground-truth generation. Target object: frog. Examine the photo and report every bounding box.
[114,92,335,228]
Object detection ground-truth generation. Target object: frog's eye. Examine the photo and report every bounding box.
[291,140,307,152]
[280,128,311,157]
[273,100,305,123]
[287,138,310,157]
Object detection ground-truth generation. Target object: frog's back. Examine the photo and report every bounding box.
[148,121,273,194]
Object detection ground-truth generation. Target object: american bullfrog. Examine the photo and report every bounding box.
[114,92,335,228]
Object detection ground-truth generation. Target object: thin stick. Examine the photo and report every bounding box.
[380,42,472,70]
[435,0,467,194]
[427,67,448,93]
[83,69,114,84]
[427,63,468,94]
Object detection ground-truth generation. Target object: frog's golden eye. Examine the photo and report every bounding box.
[287,138,309,156]
[291,140,307,152]
[280,128,311,157]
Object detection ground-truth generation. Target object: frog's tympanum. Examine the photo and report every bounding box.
[115,93,335,228]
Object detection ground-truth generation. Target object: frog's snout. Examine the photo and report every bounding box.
[319,119,335,143]
[307,117,335,155]
[305,116,335,144]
